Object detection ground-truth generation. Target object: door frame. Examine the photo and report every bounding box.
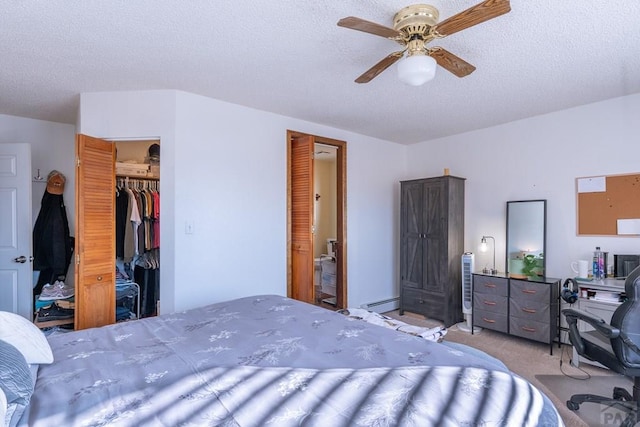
[286,130,347,308]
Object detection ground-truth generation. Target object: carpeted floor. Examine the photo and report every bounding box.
[384,310,629,427]
[536,374,633,426]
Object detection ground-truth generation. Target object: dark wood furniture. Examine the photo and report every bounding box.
[399,175,465,327]
[472,272,561,354]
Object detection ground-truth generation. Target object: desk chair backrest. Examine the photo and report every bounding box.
[611,265,640,368]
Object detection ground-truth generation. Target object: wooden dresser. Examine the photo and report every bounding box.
[472,272,561,353]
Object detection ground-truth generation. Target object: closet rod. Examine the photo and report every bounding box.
[116,174,159,181]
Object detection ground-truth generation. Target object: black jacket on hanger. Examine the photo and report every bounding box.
[33,190,73,292]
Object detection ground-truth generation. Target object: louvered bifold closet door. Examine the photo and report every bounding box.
[291,135,314,304]
[74,134,116,330]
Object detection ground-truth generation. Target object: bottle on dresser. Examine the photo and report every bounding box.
[592,246,606,280]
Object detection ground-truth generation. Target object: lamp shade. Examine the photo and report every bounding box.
[397,54,437,86]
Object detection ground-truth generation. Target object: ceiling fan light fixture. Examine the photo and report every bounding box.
[397,54,437,86]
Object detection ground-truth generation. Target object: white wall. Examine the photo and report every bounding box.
[0,114,76,229]
[78,90,407,312]
[406,93,640,281]
[15,90,636,316]
[78,90,178,312]
[0,114,76,288]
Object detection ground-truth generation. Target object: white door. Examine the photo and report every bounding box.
[0,143,32,319]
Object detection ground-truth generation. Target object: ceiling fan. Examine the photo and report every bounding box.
[337,0,511,85]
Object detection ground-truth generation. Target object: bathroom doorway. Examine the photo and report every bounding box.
[287,130,347,309]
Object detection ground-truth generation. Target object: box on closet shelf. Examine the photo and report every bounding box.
[116,162,149,177]
[147,165,160,178]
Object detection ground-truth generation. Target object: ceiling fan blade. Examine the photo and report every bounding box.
[429,48,476,77]
[434,0,511,37]
[355,51,404,83]
[337,16,402,39]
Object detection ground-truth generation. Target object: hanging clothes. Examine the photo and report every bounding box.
[115,188,129,258]
[115,177,160,317]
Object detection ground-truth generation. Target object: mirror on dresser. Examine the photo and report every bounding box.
[505,200,547,280]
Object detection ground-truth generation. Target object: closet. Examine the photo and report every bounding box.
[74,135,160,330]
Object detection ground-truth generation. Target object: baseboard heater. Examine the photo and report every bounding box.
[360,297,399,314]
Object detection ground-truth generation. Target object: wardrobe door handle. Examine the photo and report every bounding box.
[97,276,103,281]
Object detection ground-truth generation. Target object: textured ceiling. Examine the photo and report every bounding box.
[1,1,639,144]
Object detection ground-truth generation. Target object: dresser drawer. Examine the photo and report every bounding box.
[509,298,550,323]
[474,294,508,315]
[473,275,508,296]
[509,317,550,343]
[510,279,550,303]
[401,288,443,320]
[474,308,508,333]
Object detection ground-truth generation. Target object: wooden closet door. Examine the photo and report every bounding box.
[74,134,116,330]
[400,181,425,290]
[290,135,314,304]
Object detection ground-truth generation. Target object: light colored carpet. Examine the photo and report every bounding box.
[384,310,626,427]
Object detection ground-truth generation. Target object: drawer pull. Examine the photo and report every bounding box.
[482,317,496,324]
[418,299,425,304]
[521,326,537,332]
[522,308,537,314]
[521,289,537,294]
[484,284,496,288]
[482,300,497,306]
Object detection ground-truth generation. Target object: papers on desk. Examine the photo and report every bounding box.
[577,279,625,303]
[590,291,622,303]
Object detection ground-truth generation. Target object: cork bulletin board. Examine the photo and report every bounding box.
[576,173,640,236]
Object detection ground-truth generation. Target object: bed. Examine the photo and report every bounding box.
[2,294,563,426]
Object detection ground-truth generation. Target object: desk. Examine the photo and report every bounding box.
[570,278,625,368]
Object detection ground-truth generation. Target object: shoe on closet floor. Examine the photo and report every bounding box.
[36,302,74,321]
[39,281,74,301]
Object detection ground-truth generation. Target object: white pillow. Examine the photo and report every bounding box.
[0,386,6,426]
[0,312,53,364]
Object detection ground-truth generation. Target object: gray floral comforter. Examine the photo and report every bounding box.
[21,295,563,426]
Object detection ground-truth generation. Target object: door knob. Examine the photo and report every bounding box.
[13,255,30,263]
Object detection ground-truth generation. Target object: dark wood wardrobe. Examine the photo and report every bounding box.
[398,175,465,327]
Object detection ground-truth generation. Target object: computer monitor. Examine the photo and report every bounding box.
[614,254,640,278]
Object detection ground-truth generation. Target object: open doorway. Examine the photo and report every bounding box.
[114,140,160,320]
[287,130,347,309]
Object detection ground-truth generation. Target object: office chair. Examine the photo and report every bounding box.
[563,265,640,427]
